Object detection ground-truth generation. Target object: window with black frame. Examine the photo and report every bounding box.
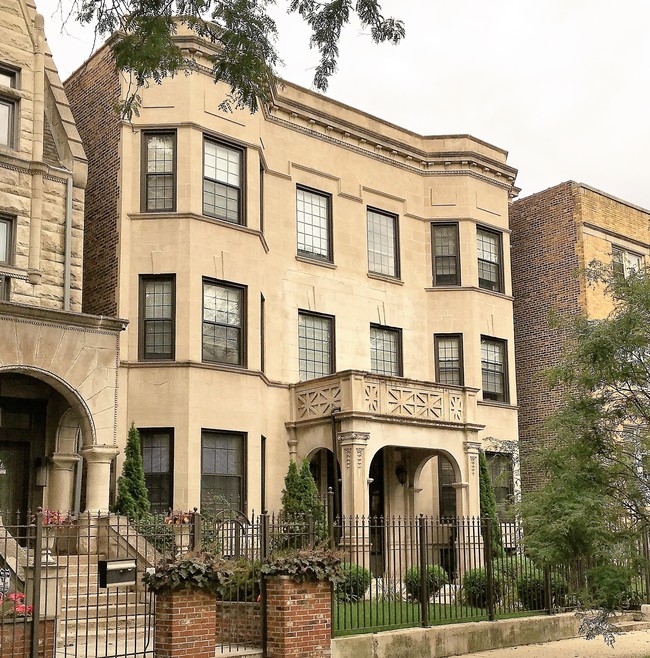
[298,311,333,381]
[477,227,503,292]
[140,429,174,514]
[203,138,243,223]
[431,223,459,286]
[201,431,245,512]
[139,275,175,360]
[370,324,402,376]
[434,334,463,386]
[481,336,508,402]
[142,132,176,212]
[202,280,245,366]
[296,187,332,262]
[367,208,399,278]
[0,67,17,149]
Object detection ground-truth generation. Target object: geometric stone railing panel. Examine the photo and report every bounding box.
[296,384,342,420]
[386,387,443,420]
[291,371,473,426]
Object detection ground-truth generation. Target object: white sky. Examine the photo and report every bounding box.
[43,0,650,209]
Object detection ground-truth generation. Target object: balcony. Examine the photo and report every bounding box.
[289,370,479,428]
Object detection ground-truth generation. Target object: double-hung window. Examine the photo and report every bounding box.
[0,67,17,149]
[296,187,332,262]
[142,132,176,212]
[477,227,503,292]
[140,429,174,514]
[431,223,460,285]
[481,336,508,402]
[370,324,402,376]
[139,276,175,360]
[367,208,399,278]
[485,452,514,517]
[201,430,246,512]
[203,138,243,223]
[202,280,245,366]
[298,311,334,381]
[612,247,643,278]
[434,334,463,386]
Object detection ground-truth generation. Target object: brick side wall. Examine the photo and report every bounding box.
[155,589,216,658]
[0,619,56,657]
[64,47,121,317]
[266,577,331,658]
[215,601,262,647]
[509,182,582,493]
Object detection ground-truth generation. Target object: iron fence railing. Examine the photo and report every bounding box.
[1,507,649,654]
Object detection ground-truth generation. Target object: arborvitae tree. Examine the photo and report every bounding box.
[281,459,325,531]
[479,451,503,558]
[112,423,150,520]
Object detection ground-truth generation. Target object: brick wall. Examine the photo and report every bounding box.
[215,600,262,646]
[266,576,332,658]
[509,182,582,493]
[155,589,216,658]
[0,619,56,657]
[64,46,121,317]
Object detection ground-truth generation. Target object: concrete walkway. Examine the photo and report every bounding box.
[456,629,650,657]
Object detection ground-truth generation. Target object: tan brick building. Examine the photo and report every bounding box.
[0,0,123,517]
[65,28,520,543]
[510,181,649,493]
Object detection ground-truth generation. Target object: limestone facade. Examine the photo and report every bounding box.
[65,29,520,524]
[510,182,649,493]
[0,0,123,515]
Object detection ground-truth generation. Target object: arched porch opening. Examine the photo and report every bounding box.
[0,370,94,518]
[306,447,341,519]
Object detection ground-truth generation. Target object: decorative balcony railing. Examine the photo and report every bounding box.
[290,370,478,427]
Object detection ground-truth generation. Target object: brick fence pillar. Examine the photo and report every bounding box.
[266,576,332,658]
[155,589,216,658]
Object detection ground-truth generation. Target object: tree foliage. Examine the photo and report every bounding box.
[281,459,324,526]
[63,0,405,117]
[478,451,503,558]
[520,264,650,621]
[113,422,150,520]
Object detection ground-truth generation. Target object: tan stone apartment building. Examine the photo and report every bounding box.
[510,182,650,493]
[63,28,520,529]
[0,0,124,518]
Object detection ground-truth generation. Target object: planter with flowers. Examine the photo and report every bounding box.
[261,547,341,658]
[164,510,194,556]
[38,510,74,563]
[0,591,45,658]
[144,552,231,658]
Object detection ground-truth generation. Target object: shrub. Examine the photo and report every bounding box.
[218,558,261,602]
[492,554,535,584]
[516,569,567,610]
[112,423,150,520]
[586,564,635,610]
[461,566,502,608]
[261,547,342,583]
[143,552,232,594]
[404,564,449,601]
[336,562,372,601]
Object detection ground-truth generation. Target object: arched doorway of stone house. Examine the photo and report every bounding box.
[307,447,341,519]
[0,370,93,521]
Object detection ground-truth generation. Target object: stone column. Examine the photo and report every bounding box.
[80,445,119,514]
[337,431,371,567]
[48,453,80,512]
[463,441,482,517]
[455,441,484,577]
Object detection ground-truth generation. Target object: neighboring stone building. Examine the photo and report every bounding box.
[0,0,124,517]
[510,181,650,493]
[64,27,520,547]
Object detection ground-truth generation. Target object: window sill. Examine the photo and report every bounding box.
[477,400,518,410]
[367,272,403,286]
[295,255,336,269]
[424,286,513,301]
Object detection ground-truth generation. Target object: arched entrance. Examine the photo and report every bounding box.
[307,447,341,518]
[0,370,94,518]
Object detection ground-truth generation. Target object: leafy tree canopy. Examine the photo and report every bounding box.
[520,263,650,617]
[63,0,405,117]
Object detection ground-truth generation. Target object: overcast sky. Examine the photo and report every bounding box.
[44,1,650,210]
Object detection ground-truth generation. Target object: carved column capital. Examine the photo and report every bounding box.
[463,441,482,455]
[337,431,370,446]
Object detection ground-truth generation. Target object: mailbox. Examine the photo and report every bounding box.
[98,559,137,588]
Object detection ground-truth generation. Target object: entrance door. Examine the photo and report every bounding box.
[0,442,29,515]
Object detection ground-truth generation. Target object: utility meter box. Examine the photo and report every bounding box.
[98,559,137,588]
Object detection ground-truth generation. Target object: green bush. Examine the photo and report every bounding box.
[461,567,502,608]
[336,562,372,601]
[404,564,449,601]
[516,569,567,610]
[492,555,535,584]
[218,558,261,602]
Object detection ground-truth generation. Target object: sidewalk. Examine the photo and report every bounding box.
[456,629,650,657]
